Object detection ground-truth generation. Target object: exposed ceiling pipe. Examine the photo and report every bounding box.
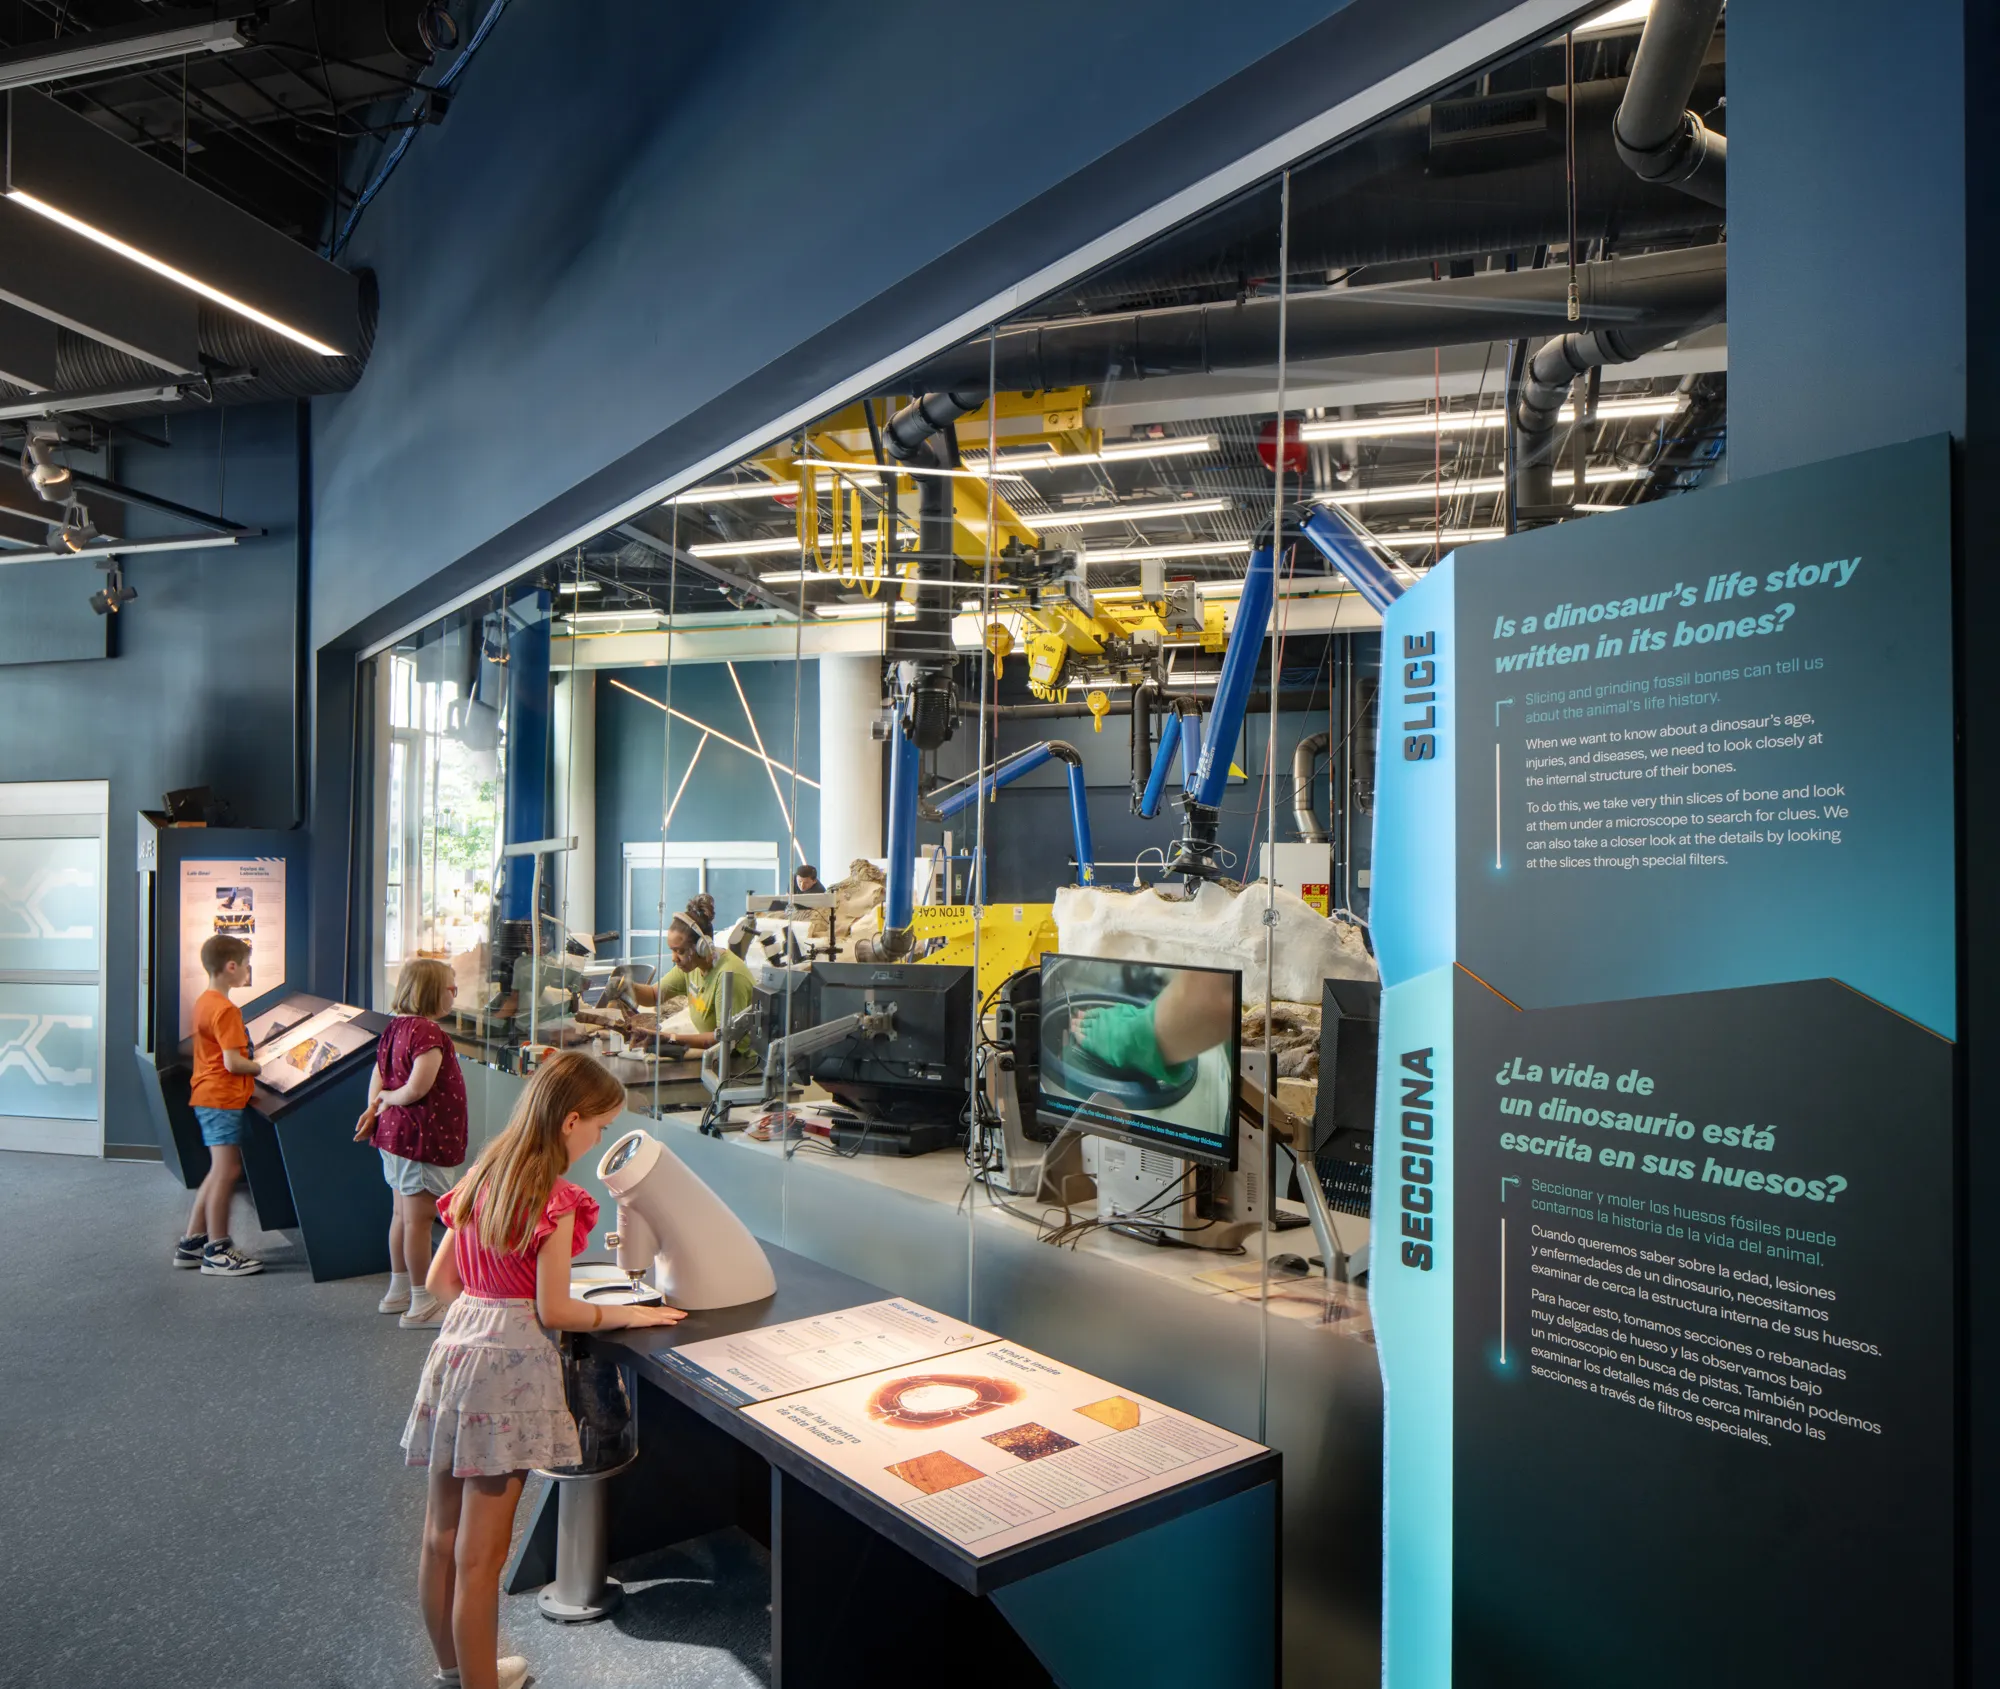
[1293,730,1331,842]
[881,386,986,747]
[1511,313,1717,510]
[1612,0,1727,207]
[1056,75,1723,312]
[893,245,1725,395]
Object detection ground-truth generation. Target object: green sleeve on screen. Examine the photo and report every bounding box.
[1077,1001,1172,1082]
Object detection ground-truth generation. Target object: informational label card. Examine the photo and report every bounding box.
[743,1340,1264,1558]
[656,1299,993,1406]
[178,857,286,1039]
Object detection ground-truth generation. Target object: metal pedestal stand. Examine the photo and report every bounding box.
[532,1448,637,1623]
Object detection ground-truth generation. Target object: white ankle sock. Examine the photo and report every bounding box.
[388,1272,411,1294]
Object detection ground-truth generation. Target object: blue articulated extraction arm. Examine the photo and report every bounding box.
[1136,697,1205,819]
[1300,504,1409,616]
[920,740,1096,886]
[1156,507,1404,880]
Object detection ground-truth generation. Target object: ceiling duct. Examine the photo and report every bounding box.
[1612,0,1727,206]
[0,271,377,422]
[1045,73,1722,315]
[896,245,1725,395]
[1511,316,1714,511]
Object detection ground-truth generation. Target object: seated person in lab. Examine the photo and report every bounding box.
[791,864,823,896]
[615,896,757,1058]
[1074,965,1235,1080]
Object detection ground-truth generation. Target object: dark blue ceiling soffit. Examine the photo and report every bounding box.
[322,0,1545,656]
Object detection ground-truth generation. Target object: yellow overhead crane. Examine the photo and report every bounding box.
[750,391,1230,698]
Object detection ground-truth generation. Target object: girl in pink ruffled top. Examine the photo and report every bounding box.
[400,1053,683,1689]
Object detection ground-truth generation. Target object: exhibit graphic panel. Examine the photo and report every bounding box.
[744,1339,1265,1558]
[657,1298,995,1406]
[177,857,286,1039]
[1370,437,1957,1689]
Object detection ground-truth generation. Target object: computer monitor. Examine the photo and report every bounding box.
[1035,953,1242,1169]
[1312,976,1381,1218]
[805,962,974,1124]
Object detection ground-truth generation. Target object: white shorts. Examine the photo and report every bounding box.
[379,1149,457,1198]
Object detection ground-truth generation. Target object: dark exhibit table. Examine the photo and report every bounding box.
[505,1246,1281,1688]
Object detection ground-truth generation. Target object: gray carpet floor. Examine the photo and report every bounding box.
[0,1151,771,1689]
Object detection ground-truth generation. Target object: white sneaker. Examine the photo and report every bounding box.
[435,1657,528,1688]
[400,1292,445,1329]
[379,1284,412,1314]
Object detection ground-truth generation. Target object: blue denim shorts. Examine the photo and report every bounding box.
[194,1106,252,1147]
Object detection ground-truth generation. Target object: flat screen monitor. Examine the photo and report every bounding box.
[807,962,973,1120]
[1036,953,1242,1169]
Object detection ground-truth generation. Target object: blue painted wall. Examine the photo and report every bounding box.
[594,661,822,932]
[0,404,306,1148]
[591,651,1371,918]
[309,0,1536,647]
[1728,0,1967,476]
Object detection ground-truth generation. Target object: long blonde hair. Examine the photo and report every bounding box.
[446,1052,626,1255]
[391,956,454,1018]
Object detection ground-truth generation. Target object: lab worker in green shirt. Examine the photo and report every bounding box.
[622,896,757,1057]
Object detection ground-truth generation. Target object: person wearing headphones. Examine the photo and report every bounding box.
[616,896,757,1057]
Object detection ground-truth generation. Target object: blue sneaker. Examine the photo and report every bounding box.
[172,1233,207,1269]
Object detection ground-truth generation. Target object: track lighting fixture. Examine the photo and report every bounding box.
[47,504,97,554]
[89,562,134,616]
[21,429,70,500]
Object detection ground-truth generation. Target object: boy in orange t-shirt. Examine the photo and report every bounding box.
[172,934,267,1277]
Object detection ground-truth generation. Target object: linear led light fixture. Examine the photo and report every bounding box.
[5,90,356,357]
[816,601,916,621]
[1297,396,1682,444]
[566,609,665,626]
[1573,0,1652,38]
[963,436,1220,474]
[688,536,801,559]
[6,189,340,356]
[1320,468,1644,508]
[666,480,796,506]
[1037,497,1231,529]
[1375,528,1508,547]
[802,458,1008,483]
[0,13,251,91]
[555,580,603,594]
[1079,540,1252,565]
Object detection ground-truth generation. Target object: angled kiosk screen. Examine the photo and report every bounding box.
[242,996,373,1095]
[1036,954,1241,1168]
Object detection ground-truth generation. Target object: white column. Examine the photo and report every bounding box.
[551,671,597,940]
[816,654,883,876]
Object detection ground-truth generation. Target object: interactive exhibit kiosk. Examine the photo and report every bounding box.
[134,813,389,1281]
[509,1123,1282,1688]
